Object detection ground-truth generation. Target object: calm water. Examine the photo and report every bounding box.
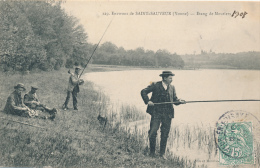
[83,69,260,166]
[83,69,260,125]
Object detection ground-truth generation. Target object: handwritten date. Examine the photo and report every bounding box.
[231,10,247,19]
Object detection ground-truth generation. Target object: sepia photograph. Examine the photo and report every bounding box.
[0,0,260,167]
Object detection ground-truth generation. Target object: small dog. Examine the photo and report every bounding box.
[97,114,107,130]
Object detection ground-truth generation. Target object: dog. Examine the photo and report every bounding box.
[97,114,107,130]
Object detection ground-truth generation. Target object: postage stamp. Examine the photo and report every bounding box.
[215,110,260,166]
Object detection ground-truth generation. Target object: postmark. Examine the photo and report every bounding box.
[215,110,260,166]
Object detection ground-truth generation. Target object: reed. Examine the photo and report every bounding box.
[0,70,208,167]
[102,100,207,167]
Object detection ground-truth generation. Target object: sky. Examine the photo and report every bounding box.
[62,1,260,55]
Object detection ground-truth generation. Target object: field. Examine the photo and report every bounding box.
[0,68,198,168]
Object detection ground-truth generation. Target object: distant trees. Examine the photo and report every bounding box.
[1,0,259,71]
[93,43,184,68]
[214,52,260,69]
[0,0,184,72]
[0,1,184,72]
[180,51,260,69]
[1,1,260,71]
[154,50,184,68]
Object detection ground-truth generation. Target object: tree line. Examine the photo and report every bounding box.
[181,51,260,70]
[1,1,258,72]
[213,52,260,69]
[0,1,184,72]
[93,42,184,68]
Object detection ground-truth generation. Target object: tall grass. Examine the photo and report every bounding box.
[111,101,260,167]
[100,98,206,167]
[0,70,109,167]
[169,123,217,161]
[1,70,258,167]
[1,70,197,167]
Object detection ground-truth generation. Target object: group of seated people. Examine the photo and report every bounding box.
[3,83,57,120]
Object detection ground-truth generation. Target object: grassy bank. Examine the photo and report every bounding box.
[0,69,195,167]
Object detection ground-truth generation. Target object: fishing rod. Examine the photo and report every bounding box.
[79,18,114,78]
[153,99,260,105]
[0,117,46,129]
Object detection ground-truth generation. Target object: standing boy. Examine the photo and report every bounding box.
[62,66,84,110]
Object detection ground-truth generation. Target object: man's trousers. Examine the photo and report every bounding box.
[64,89,78,109]
[148,112,172,156]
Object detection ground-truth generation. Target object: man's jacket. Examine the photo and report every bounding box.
[67,73,80,92]
[24,91,39,108]
[4,91,27,114]
[141,81,179,118]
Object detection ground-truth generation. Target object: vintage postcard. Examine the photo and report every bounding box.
[0,1,259,168]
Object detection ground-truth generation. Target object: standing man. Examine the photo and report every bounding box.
[4,83,31,117]
[62,65,84,110]
[24,86,57,120]
[141,71,185,159]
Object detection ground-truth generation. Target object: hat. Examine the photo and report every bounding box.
[14,83,26,91]
[75,65,82,70]
[159,71,175,77]
[31,85,38,90]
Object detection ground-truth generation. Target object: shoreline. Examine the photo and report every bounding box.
[0,69,196,167]
[1,64,259,77]
[87,64,260,72]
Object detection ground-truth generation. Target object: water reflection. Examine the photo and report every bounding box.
[83,69,260,166]
[84,69,260,125]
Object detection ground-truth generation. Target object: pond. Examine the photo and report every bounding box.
[84,69,260,125]
[83,69,260,167]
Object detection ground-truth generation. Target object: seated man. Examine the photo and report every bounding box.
[4,83,37,117]
[24,85,57,120]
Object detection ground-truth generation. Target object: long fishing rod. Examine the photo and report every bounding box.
[79,18,114,78]
[0,117,46,129]
[153,99,260,105]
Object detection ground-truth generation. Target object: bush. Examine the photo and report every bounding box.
[65,59,74,69]
[39,62,52,71]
